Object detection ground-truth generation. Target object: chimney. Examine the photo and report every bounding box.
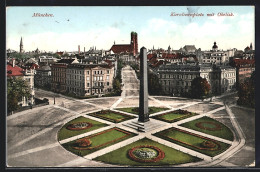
[84,47,85,54]
[12,59,15,67]
[78,45,80,54]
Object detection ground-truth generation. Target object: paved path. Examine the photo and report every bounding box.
[6,66,254,167]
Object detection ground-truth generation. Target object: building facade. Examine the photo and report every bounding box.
[51,59,78,93]
[35,65,52,88]
[66,63,115,96]
[157,63,236,96]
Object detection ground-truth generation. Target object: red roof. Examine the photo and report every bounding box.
[110,44,131,54]
[25,63,39,70]
[56,51,64,56]
[233,59,255,67]
[161,53,178,59]
[147,54,157,60]
[7,64,24,77]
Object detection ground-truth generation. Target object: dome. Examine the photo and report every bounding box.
[212,42,218,49]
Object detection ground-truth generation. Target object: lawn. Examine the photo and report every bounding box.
[58,116,108,141]
[153,127,231,157]
[94,137,201,166]
[87,110,136,123]
[180,116,234,141]
[152,109,199,123]
[62,127,137,156]
[116,107,169,115]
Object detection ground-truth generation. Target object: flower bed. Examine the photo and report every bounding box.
[66,122,93,131]
[153,109,198,123]
[195,121,222,131]
[73,138,92,150]
[128,145,165,163]
[72,128,132,150]
[156,127,221,151]
[88,110,135,123]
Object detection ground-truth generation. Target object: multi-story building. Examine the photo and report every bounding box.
[230,59,255,87]
[157,63,236,96]
[66,63,115,96]
[51,58,79,93]
[7,59,35,106]
[35,65,52,88]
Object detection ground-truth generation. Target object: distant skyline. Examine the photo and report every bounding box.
[6,6,254,52]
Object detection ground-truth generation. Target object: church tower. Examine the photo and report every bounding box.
[130,32,138,56]
[20,37,24,53]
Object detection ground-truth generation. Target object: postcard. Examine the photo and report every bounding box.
[6,6,255,168]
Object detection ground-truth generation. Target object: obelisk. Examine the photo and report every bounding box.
[138,47,149,122]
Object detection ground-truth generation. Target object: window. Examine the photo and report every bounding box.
[87,76,90,81]
[87,83,90,87]
[94,71,96,74]
[106,75,109,80]
[94,76,96,81]
[100,76,103,80]
[107,82,109,86]
[98,71,99,74]
[87,71,90,75]
[107,70,110,74]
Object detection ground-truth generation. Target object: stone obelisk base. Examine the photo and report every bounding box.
[123,120,164,132]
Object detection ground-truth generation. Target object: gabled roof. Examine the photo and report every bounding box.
[7,64,24,76]
[110,44,131,54]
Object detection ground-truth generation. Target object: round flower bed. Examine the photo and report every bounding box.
[128,145,165,163]
[73,138,92,150]
[66,122,93,131]
[195,121,222,131]
[200,140,217,149]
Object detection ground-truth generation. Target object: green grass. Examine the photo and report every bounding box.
[116,107,169,115]
[94,138,201,166]
[153,127,231,157]
[88,110,136,123]
[180,116,234,141]
[58,116,108,141]
[152,112,198,123]
[62,128,136,156]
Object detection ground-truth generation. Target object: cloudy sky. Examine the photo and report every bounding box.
[6,6,254,52]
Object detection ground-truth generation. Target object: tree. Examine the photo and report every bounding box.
[191,77,211,99]
[112,79,122,95]
[148,72,164,95]
[237,71,255,108]
[7,77,32,112]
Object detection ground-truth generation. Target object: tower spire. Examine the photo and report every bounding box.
[20,37,24,53]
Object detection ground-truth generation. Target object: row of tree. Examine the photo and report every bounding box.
[237,71,255,108]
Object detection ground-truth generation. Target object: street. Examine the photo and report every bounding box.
[6,66,255,167]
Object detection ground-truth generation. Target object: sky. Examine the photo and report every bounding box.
[6,6,255,52]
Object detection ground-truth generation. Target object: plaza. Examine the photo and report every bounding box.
[6,66,255,167]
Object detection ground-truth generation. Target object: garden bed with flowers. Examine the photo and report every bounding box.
[153,127,231,157]
[116,107,169,115]
[87,110,136,123]
[180,116,234,141]
[58,116,108,141]
[61,127,136,156]
[94,137,201,166]
[152,109,199,123]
